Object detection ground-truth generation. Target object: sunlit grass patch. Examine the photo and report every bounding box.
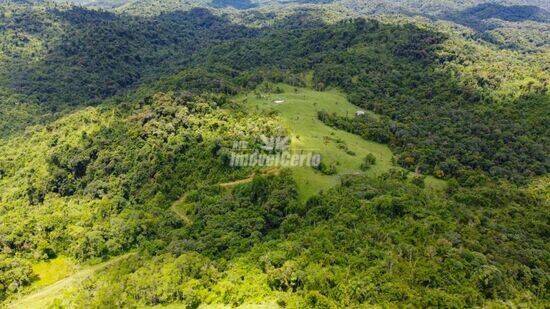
[31,256,78,289]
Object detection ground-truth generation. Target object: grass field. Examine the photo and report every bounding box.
[30,257,77,289]
[236,84,445,201]
[9,254,133,308]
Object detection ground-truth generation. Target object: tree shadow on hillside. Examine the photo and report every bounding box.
[7,7,257,111]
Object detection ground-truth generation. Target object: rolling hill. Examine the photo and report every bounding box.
[0,0,548,307]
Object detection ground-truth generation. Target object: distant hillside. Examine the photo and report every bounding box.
[463,3,549,22]
[51,0,131,8]
[447,3,550,30]
[57,0,550,14]
[210,0,257,9]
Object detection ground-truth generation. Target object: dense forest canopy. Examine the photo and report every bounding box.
[0,0,548,307]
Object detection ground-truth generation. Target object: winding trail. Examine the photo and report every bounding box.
[170,168,280,224]
[219,167,280,188]
[170,202,192,225]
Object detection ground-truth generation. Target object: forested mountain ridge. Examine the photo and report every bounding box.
[54,0,550,12]
[453,3,550,24]
[0,1,259,136]
[1,2,256,106]
[111,0,550,52]
[5,1,546,181]
[0,0,548,307]
[1,0,546,120]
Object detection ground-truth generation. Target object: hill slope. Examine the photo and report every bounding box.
[0,1,548,307]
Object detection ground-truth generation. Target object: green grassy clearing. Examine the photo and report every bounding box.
[236,84,445,201]
[30,256,78,289]
[9,254,133,308]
